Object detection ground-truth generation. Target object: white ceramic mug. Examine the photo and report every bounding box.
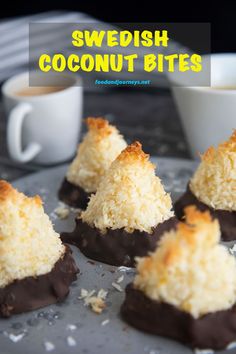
[170,53,236,158]
[2,72,83,164]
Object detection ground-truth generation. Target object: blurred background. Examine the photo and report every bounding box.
[1,0,234,53]
[0,0,235,181]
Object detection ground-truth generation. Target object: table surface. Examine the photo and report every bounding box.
[1,160,199,354]
[0,88,191,181]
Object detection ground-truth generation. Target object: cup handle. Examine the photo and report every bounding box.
[7,102,42,163]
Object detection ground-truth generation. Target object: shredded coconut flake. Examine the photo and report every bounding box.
[7,332,26,343]
[194,349,214,354]
[67,336,77,347]
[54,205,69,219]
[118,266,131,272]
[66,324,77,331]
[79,288,89,299]
[85,296,106,313]
[97,288,108,299]
[79,288,107,314]
[112,282,123,292]
[44,341,55,351]
[116,275,124,283]
[101,319,110,326]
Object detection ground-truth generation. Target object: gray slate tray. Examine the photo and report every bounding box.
[1,157,230,354]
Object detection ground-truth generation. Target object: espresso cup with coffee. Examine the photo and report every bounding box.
[2,72,83,164]
[169,53,236,158]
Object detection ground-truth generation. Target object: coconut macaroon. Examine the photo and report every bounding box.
[67,117,127,192]
[190,130,236,211]
[0,180,78,317]
[174,130,236,241]
[58,117,127,209]
[61,142,177,267]
[121,206,236,350]
[134,206,236,318]
[82,141,173,233]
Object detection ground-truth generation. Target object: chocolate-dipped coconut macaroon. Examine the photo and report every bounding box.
[0,180,78,318]
[175,131,236,241]
[121,206,236,350]
[58,117,127,209]
[62,142,177,267]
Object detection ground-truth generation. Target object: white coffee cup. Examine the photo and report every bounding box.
[2,71,83,165]
[170,53,236,158]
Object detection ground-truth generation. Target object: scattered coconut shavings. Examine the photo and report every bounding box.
[5,332,26,343]
[101,319,110,326]
[194,349,214,354]
[79,288,89,299]
[44,341,55,351]
[79,288,107,314]
[54,205,70,219]
[118,266,131,272]
[67,336,77,347]
[116,275,124,283]
[85,296,106,314]
[79,288,96,299]
[51,201,80,220]
[66,324,77,331]
[112,282,123,292]
[87,290,96,297]
[97,288,108,299]
[51,199,82,220]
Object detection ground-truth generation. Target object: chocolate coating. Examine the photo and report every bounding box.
[58,178,91,209]
[174,185,236,241]
[61,217,178,267]
[121,284,236,350]
[0,246,79,318]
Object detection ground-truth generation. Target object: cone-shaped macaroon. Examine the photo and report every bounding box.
[0,180,78,317]
[58,117,127,209]
[61,142,177,266]
[174,130,236,241]
[121,206,236,350]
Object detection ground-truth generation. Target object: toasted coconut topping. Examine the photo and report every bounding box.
[117,141,153,166]
[0,180,65,288]
[66,117,127,193]
[81,142,173,233]
[190,130,236,210]
[86,117,113,137]
[134,206,236,318]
